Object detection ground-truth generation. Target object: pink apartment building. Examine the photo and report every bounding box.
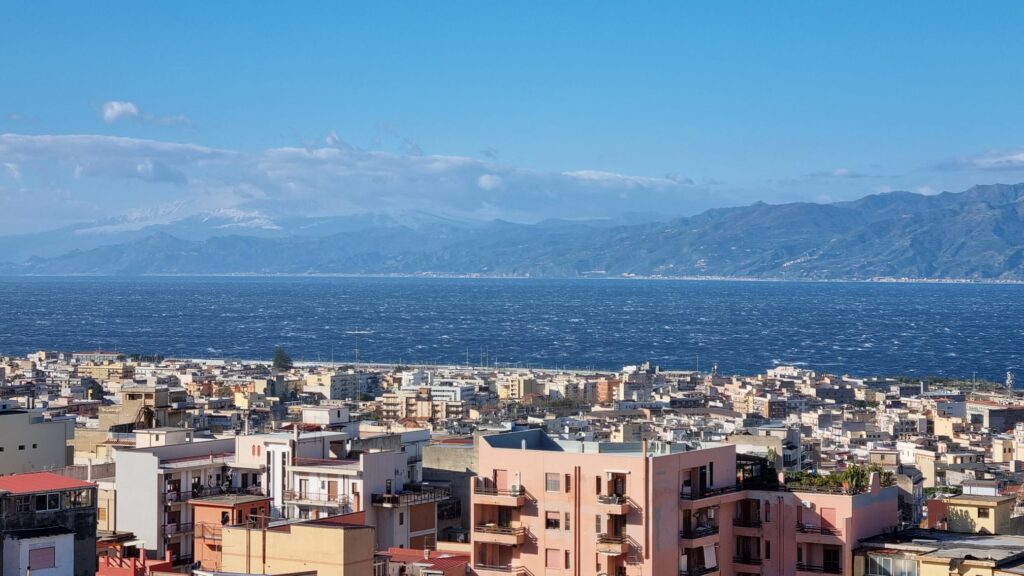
[471,430,897,576]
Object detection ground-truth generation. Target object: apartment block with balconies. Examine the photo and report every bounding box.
[471,430,900,576]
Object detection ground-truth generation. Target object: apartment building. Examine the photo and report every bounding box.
[113,430,238,564]
[233,428,449,550]
[0,472,98,576]
[0,408,75,475]
[470,429,897,576]
[192,493,272,571]
[219,513,376,576]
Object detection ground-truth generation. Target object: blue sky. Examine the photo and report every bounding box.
[2,2,1024,233]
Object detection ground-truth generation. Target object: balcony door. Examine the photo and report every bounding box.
[494,469,509,491]
[328,480,338,501]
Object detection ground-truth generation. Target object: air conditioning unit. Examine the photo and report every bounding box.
[510,484,522,493]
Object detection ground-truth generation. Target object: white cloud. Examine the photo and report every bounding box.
[101,101,140,123]
[944,149,1024,171]
[100,100,190,127]
[2,162,19,180]
[477,174,503,191]
[0,132,726,232]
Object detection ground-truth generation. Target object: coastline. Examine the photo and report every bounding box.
[1,272,1023,285]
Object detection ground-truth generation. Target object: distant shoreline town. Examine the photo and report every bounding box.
[5,271,1024,284]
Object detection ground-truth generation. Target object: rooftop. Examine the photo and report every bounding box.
[947,494,1016,505]
[861,528,1024,565]
[0,472,95,495]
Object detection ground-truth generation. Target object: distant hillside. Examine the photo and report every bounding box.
[3,183,1024,279]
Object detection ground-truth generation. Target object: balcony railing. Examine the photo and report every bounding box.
[797,562,841,574]
[163,485,265,504]
[597,533,627,544]
[474,524,527,536]
[733,555,763,565]
[283,490,351,506]
[474,485,525,497]
[680,566,719,576]
[597,494,628,505]
[165,522,194,535]
[680,525,719,539]
[680,484,740,500]
[796,523,838,535]
[475,563,526,574]
[196,523,222,541]
[732,518,763,528]
[372,485,450,507]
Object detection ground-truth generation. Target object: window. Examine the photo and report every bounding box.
[709,462,714,485]
[18,445,25,450]
[596,476,602,494]
[565,473,571,493]
[978,507,990,518]
[866,554,917,576]
[545,548,560,568]
[16,496,30,513]
[765,540,771,559]
[221,511,230,525]
[565,550,571,569]
[565,512,571,530]
[28,547,56,570]
[545,473,560,492]
[545,511,561,530]
[764,501,771,522]
[69,489,92,508]
[399,512,405,525]
[32,443,37,449]
[34,493,60,512]
[596,514,602,534]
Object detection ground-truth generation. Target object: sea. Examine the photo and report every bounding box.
[0,276,1021,381]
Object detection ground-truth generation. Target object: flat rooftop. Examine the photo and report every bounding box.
[861,528,1024,565]
[482,429,721,456]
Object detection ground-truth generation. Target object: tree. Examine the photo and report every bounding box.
[272,347,294,372]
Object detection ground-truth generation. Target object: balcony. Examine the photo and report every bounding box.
[597,494,631,515]
[680,525,719,540]
[596,533,629,555]
[165,522,194,536]
[680,566,720,576]
[680,484,740,501]
[733,555,763,566]
[796,562,841,574]
[733,518,763,529]
[796,523,839,536]
[371,484,450,507]
[473,484,527,507]
[474,564,527,576]
[473,524,527,546]
[283,490,351,509]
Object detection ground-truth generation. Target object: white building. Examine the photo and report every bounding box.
[0,409,75,474]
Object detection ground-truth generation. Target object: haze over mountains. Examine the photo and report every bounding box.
[2,183,1023,280]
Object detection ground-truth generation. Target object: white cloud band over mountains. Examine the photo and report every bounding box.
[0,132,725,233]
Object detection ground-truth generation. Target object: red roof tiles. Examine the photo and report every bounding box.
[0,472,95,495]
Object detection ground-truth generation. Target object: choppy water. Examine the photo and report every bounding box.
[0,276,1021,380]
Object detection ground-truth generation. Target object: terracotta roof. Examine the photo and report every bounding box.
[0,472,95,495]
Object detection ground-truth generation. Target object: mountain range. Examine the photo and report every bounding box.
[2,183,1024,279]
